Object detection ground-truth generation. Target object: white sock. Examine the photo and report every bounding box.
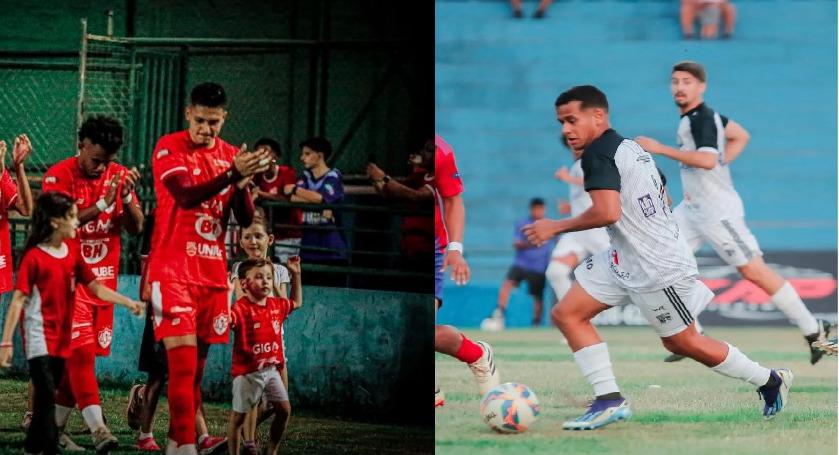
[55,404,73,428]
[711,343,771,387]
[166,439,178,455]
[140,432,154,440]
[771,281,819,335]
[546,262,573,301]
[81,405,105,432]
[573,342,619,397]
[177,443,198,455]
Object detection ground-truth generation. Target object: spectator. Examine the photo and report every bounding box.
[484,198,555,328]
[367,141,435,269]
[251,137,303,262]
[681,0,736,39]
[510,0,552,19]
[283,138,347,264]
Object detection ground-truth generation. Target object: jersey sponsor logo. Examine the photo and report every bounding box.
[185,241,224,259]
[82,218,114,234]
[253,341,280,355]
[272,319,281,335]
[637,194,656,218]
[213,312,229,335]
[44,176,57,184]
[195,214,223,241]
[97,327,112,348]
[0,255,6,269]
[81,239,109,264]
[157,149,169,158]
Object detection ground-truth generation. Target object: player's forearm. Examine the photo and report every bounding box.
[723,139,747,164]
[557,204,620,233]
[291,188,323,204]
[89,281,133,308]
[443,195,465,243]
[13,164,32,216]
[163,167,242,209]
[122,200,145,235]
[0,293,24,344]
[384,180,433,202]
[231,187,256,228]
[659,146,716,170]
[257,191,288,202]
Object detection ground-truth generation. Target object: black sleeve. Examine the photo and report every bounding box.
[657,167,667,186]
[689,112,720,151]
[720,115,729,128]
[581,149,621,192]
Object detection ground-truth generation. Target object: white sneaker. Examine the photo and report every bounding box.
[59,432,85,452]
[92,426,119,453]
[468,341,500,396]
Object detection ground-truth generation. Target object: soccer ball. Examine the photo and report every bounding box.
[480,383,540,433]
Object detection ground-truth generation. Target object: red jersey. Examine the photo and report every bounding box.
[148,131,238,289]
[254,166,303,238]
[433,135,464,250]
[15,242,97,359]
[0,170,19,293]
[43,157,137,305]
[230,296,292,377]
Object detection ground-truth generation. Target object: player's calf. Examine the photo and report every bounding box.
[267,400,291,455]
[226,412,248,455]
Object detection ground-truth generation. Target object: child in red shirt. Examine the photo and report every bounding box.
[0,192,142,455]
[227,257,302,455]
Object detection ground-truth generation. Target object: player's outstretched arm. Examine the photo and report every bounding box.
[634,136,716,170]
[11,134,33,217]
[287,256,302,311]
[722,120,750,164]
[0,290,26,367]
[522,189,620,246]
[87,280,144,316]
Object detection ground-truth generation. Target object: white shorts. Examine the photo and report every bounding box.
[551,228,610,261]
[673,204,762,267]
[574,250,713,338]
[232,366,289,413]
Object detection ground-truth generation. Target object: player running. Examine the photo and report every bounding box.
[524,85,792,430]
[148,82,269,454]
[434,134,499,408]
[0,192,142,454]
[634,61,830,364]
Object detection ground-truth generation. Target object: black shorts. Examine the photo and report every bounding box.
[137,302,168,377]
[506,265,546,298]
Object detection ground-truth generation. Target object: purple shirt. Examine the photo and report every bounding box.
[297,168,347,262]
[512,218,554,273]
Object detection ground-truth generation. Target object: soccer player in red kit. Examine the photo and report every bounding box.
[433,134,499,408]
[0,192,142,455]
[40,115,145,450]
[148,82,270,454]
[0,134,34,294]
[227,257,301,455]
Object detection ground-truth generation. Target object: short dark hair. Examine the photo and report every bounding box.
[237,257,273,280]
[299,137,332,159]
[554,85,609,112]
[190,82,227,107]
[78,115,124,154]
[530,197,545,207]
[672,61,706,83]
[255,137,282,157]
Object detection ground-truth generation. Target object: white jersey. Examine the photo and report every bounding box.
[568,159,592,217]
[230,260,291,296]
[676,103,745,222]
[581,129,697,292]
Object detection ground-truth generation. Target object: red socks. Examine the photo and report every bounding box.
[454,334,483,363]
[167,345,198,446]
[54,344,100,409]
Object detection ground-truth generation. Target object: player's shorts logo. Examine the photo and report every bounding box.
[272,319,281,335]
[213,313,230,336]
[195,214,223,241]
[81,239,109,264]
[655,313,672,324]
[97,327,112,348]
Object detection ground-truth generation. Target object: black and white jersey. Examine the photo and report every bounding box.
[676,103,744,221]
[582,129,697,292]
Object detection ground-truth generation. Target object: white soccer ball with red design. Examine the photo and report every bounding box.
[480,383,540,433]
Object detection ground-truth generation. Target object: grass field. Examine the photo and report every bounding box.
[436,327,837,455]
[0,379,432,454]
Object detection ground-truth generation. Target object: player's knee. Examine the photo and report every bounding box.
[551,302,577,331]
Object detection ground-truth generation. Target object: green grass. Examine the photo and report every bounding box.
[436,327,837,455]
[0,380,432,454]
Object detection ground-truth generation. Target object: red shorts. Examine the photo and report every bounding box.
[70,301,114,356]
[150,281,230,344]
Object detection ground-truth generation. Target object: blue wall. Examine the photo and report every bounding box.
[436,0,838,286]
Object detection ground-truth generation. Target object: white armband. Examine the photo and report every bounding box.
[95,199,108,212]
[122,193,133,204]
[447,241,464,254]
